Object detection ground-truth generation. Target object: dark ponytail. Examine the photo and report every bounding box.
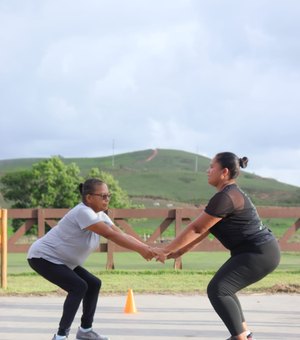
[239,156,248,169]
[79,178,105,198]
[215,152,248,179]
[79,183,84,195]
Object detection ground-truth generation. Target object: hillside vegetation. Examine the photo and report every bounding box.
[1,149,300,208]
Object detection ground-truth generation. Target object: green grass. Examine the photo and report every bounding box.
[1,251,299,295]
[5,252,230,275]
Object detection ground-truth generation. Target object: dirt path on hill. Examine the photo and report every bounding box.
[144,148,158,162]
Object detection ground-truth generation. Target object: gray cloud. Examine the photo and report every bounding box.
[1,0,299,186]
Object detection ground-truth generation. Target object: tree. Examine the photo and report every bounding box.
[0,157,134,209]
[0,170,36,208]
[0,157,82,233]
[30,157,82,208]
[1,157,82,209]
[1,157,135,233]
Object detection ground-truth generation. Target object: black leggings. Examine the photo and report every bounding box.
[207,239,280,336]
[28,258,101,336]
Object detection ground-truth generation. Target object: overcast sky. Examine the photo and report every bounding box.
[1,1,300,187]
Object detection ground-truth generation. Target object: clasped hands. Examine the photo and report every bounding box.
[143,246,180,263]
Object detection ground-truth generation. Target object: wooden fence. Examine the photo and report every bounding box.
[2,206,300,265]
[1,206,300,288]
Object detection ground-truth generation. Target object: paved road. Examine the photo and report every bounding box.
[1,294,299,340]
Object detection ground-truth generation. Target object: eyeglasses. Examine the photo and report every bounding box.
[90,193,112,200]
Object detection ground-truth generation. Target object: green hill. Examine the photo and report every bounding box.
[1,149,300,207]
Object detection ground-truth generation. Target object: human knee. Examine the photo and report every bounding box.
[93,277,102,291]
[207,280,217,301]
[73,279,89,297]
[207,278,226,301]
[88,276,101,293]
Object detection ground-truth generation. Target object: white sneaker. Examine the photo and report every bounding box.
[76,327,109,340]
[51,335,67,340]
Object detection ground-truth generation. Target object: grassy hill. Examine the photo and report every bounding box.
[1,148,300,207]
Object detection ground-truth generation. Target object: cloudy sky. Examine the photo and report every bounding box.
[1,0,300,187]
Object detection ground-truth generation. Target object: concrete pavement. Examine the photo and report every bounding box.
[1,294,299,340]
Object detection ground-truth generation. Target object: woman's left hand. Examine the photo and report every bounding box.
[151,247,168,263]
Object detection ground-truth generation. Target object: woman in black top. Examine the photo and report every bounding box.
[155,152,280,340]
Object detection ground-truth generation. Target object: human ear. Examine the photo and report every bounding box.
[222,168,230,178]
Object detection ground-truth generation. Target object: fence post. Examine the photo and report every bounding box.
[0,209,8,289]
[174,208,183,270]
[38,208,45,238]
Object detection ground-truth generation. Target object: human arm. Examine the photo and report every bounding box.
[155,212,221,262]
[110,223,156,254]
[86,222,154,261]
[166,230,210,259]
[110,224,149,247]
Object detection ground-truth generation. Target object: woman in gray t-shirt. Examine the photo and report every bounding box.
[28,178,154,340]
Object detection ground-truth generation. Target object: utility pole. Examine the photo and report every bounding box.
[112,139,115,168]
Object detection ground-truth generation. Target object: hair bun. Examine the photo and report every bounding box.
[239,157,248,169]
[78,183,84,194]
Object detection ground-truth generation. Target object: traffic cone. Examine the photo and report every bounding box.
[124,288,137,313]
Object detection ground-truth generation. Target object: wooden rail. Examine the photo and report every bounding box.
[2,206,300,267]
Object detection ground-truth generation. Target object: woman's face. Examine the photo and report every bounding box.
[86,183,111,212]
[207,157,225,187]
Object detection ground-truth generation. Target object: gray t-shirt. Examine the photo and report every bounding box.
[27,203,113,269]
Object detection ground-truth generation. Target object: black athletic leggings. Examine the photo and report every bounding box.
[207,239,280,337]
[28,258,101,336]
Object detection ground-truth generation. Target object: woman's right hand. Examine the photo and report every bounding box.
[140,245,155,261]
[151,247,169,263]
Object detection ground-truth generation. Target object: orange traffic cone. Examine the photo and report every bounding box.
[124,288,137,314]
